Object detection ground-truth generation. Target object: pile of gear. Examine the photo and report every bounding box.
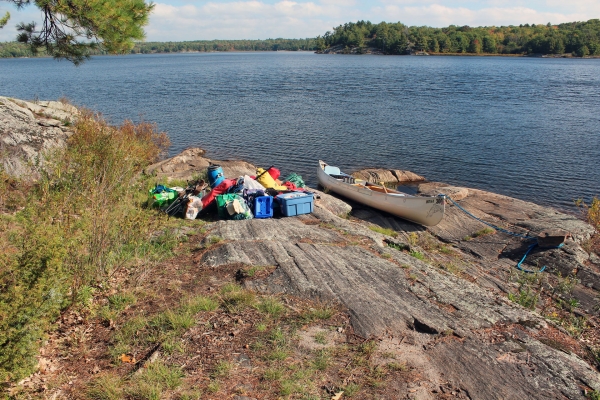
[149,165,314,220]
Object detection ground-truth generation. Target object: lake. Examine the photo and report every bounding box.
[1,52,599,212]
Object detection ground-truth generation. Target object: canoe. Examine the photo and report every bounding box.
[317,160,445,226]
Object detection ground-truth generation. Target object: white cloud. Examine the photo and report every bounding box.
[319,0,357,6]
[543,0,600,16]
[146,0,358,40]
[144,0,600,42]
[370,4,591,27]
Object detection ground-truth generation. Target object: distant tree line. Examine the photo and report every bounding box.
[4,19,600,59]
[315,19,600,56]
[132,38,317,53]
[0,41,38,57]
[0,38,318,58]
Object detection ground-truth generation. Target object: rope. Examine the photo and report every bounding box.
[441,194,564,274]
[516,243,564,273]
[442,194,537,240]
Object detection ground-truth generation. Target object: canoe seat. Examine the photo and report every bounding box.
[324,166,341,175]
[330,174,355,184]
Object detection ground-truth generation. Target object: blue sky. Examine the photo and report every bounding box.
[1,0,598,42]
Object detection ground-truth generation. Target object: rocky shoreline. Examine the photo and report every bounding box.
[317,45,600,58]
[2,98,599,398]
[142,146,600,398]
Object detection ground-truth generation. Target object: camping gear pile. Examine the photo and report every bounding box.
[149,165,313,220]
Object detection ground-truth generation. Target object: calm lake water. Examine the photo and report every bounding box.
[1,52,599,212]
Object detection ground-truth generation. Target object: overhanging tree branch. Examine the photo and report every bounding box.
[0,11,10,27]
[3,0,153,64]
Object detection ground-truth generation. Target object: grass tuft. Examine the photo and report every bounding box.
[152,309,196,332]
[369,225,398,237]
[207,380,220,393]
[140,361,184,389]
[314,331,327,345]
[311,349,331,371]
[266,348,289,361]
[344,383,361,397]
[126,361,183,398]
[387,241,409,251]
[472,227,496,237]
[187,295,219,313]
[211,361,233,379]
[220,283,256,314]
[256,322,268,332]
[108,292,137,312]
[87,373,124,400]
[262,368,284,381]
[358,340,377,356]
[207,235,223,245]
[256,296,285,318]
[302,305,335,322]
[161,337,185,355]
[439,245,454,254]
[587,390,600,400]
[387,361,408,371]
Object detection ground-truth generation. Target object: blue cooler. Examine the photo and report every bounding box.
[207,165,224,187]
[277,192,314,217]
[254,196,273,219]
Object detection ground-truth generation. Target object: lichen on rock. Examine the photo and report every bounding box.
[0,96,78,178]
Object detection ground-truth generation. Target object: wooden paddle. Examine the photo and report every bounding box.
[380,182,388,194]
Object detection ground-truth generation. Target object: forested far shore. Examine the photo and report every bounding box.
[0,38,318,58]
[316,19,600,56]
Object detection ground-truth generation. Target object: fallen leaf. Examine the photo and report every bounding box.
[120,354,136,363]
[38,357,49,373]
[331,391,343,400]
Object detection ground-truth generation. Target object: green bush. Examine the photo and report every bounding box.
[577,196,599,232]
[0,111,170,382]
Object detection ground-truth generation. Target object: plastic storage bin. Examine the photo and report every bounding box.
[254,196,273,219]
[277,193,314,217]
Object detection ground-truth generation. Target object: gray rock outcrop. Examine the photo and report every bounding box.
[0,97,77,177]
[162,156,600,399]
[197,203,600,398]
[145,147,257,181]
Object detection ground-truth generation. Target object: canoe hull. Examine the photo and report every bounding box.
[317,161,445,226]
